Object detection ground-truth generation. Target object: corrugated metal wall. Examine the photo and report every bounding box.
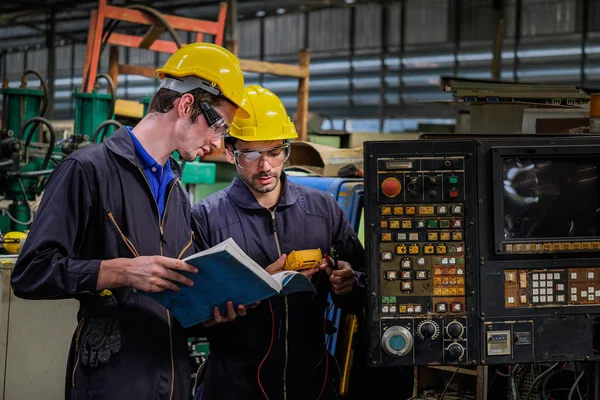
[1,0,599,132]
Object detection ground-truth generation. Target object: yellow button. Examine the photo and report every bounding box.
[381,207,391,215]
[553,243,563,251]
[436,245,447,254]
[440,232,451,241]
[428,232,439,241]
[405,206,416,215]
[434,288,442,295]
[593,242,600,250]
[381,233,392,242]
[572,242,582,250]
[393,207,404,215]
[457,288,465,295]
[433,268,442,275]
[409,245,420,255]
[449,288,457,295]
[441,288,448,295]
[389,220,400,229]
[564,242,572,250]
[457,277,465,285]
[396,245,407,255]
[399,305,407,313]
[380,221,388,228]
[434,278,442,285]
[401,220,412,229]
[583,242,591,250]
[418,206,434,215]
[424,245,434,254]
[543,243,552,251]
[452,232,463,241]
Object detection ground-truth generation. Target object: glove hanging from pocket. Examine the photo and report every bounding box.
[80,291,123,368]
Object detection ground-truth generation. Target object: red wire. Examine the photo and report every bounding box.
[257,299,274,400]
[317,303,333,399]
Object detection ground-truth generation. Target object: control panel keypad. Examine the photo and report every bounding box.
[380,202,466,316]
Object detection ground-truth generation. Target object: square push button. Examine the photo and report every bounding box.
[416,270,428,280]
[396,233,407,241]
[381,252,393,261]
[448,190,459,198]
[416,219,426,229]
[405,206,416,215]
[396,245,407,255]
[385,271,398,280]
[439,220,450,228]
[401,271,412,280]
[448,176,459,185]
[435,303,448,313]
[401,220,413,229]
[401,259,412,269]
[427,220,439,228]
[409,232,420,241]
[401,281,413,291]
[393,206,404,215]
[381,207,392,215]
[452,205,463,215]
[451,302,463,312]
[381,233,392,242]
[437,205,448,215]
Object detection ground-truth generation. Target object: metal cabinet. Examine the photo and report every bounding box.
[0,256,79,399]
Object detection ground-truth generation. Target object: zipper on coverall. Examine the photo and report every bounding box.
[270,209,288,400]
[139,169,177,400]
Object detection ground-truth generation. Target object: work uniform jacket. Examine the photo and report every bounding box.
[11,127,196,400]
[190,174,366,400]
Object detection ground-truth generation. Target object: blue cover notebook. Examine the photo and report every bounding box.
[147,238,315,328]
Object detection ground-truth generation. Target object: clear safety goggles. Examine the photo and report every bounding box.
[232,143,291,169]
[200,102,230,139]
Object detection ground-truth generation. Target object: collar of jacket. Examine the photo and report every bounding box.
[103,127,182,179]
[227,172,299,210]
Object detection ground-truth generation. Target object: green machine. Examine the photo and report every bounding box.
[73,73,121,145]
[0,69,56,236]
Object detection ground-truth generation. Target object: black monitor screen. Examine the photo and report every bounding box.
[502,157,600,240]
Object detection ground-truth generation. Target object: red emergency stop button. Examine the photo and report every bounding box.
[381,177,402,198]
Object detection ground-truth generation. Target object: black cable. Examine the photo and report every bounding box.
[91,120,123,144]
[21,116,56,171]
[23,69,49,118]
[569,370,586,400]
[440,365,460,400]
[526,363,561,400]
[95,73,116,118]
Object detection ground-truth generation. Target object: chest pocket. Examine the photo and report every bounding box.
[106,210,141,258]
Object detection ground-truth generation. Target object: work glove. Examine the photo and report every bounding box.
[80,292,123,368]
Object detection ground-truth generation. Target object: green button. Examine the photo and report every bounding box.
[457,258,464,264]
[448,176,459,184]
[389,335,407,351]
[449,246,457,253]
[389,296,397,303]
[440,220,450,228]
[382,296,389,304]
[428,220,439,228]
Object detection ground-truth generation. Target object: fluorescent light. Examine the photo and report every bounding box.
[256,10,265,17]
[276,8,286,14]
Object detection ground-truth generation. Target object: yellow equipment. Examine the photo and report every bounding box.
[1,231,27,254]
[229,85,298,142]
[155,43,249,118]
[284,249,323,271]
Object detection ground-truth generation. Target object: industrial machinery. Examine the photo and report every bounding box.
[365,135,600,366]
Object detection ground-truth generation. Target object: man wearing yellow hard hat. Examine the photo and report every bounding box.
[191,85,366,399]
[12,43,250,400]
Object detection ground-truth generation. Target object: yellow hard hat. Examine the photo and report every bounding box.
[2,231,27,254]
[228,85,298,141]
[156,43,250,118]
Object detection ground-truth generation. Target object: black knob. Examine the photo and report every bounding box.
[446,322,464,338]
[407,182,416,191]
[429,190,438,197]
[447,343,464,359]
[419,322,436,338]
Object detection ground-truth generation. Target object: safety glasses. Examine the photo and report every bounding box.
[232,143,291,169]
[200,102,230,139]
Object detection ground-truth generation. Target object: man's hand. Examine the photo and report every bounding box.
[202,301,247,328]
[319,257,356,296]
[98,256,198,292]
[265,254,287,274]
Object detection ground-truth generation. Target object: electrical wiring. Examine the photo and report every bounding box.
[568,370,586,400]
[257,299,275,400]
[525,362,560,400]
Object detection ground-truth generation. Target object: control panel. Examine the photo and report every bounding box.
[365,141,477,366]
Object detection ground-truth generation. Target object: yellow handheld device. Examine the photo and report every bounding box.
[284,249,323,271]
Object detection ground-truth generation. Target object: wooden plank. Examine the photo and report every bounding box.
[139,25,166,49]
[104,4,222,35]
[239,59,307,78]
[107,33,183,54]
[295,49,310,142]
[119,64,157,79]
